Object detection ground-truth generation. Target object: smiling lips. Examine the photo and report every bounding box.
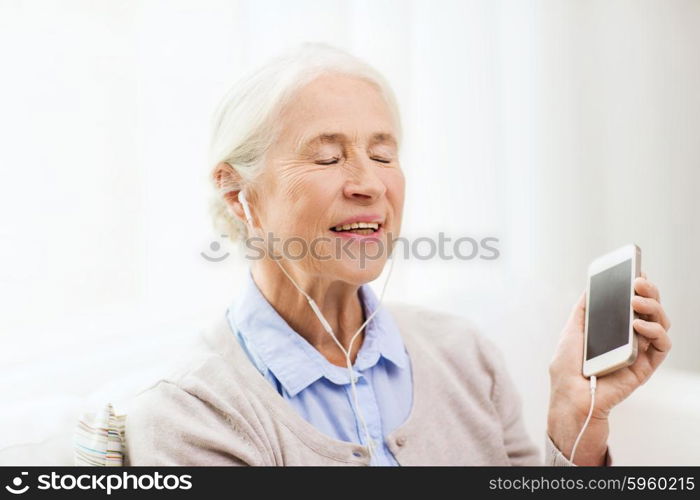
[330,221,380,235]
[329,216,384,237]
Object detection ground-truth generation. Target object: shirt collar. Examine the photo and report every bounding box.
[228,270,408,397]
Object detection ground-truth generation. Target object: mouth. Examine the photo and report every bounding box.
[329,216,384,237]
[329,221,382,235]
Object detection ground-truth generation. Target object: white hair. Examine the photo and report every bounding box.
[207,42,403,242]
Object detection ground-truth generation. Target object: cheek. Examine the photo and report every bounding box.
[276,174,338,235]
[383,169,406,216]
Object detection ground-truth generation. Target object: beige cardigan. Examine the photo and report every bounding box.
[124,302,577,466]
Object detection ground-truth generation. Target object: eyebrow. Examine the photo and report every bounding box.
[295,131,398,153]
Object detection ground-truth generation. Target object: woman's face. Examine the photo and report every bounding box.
[252,73,405,285]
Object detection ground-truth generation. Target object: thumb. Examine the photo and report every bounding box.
[566,290,586,332]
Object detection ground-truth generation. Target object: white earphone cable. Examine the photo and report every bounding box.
[569,375,597,465]
[240,191,396,463]
[272,250,396,463]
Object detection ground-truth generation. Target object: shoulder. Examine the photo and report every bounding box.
[384,301,527,433]
[385,301,481,337]
[123,318,267,465]
[384,301,507,379]
[128,313,257,403]
[124,374,266,465]
[124,314,259,421]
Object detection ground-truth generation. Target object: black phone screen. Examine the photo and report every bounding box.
[586,259,633,360]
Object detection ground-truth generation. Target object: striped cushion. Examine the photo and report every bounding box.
[74,403,126,466]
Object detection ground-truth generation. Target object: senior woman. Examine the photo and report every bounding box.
[125,43,671,466]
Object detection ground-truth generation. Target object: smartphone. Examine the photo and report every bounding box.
[582,244,641,377]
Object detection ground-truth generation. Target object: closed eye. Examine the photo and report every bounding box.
[316,156,392,165]
[316,156,341,165]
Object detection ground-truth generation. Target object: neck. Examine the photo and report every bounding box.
[251,259,366,367]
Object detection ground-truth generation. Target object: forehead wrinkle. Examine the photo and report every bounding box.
[294,132,343,154]
[294,131,397,154]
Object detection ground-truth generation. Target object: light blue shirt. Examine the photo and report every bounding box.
[226,271,413,466]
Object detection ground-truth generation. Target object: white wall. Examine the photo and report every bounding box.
[0,0,698,464]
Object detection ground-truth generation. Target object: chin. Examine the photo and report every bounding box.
[334,259,387,286]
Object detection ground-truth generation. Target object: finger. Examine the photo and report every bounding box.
[566,290,586,329]
[637,335,651,352]
[641,271,647,279]
[633,318,672,352]
[631,296,671,330]
[633,334,670,378]
[626,347,659,385]
[634,277,660,302]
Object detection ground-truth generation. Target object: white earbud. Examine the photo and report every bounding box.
[238,190,253,227]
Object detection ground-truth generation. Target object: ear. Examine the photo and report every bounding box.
[213,162,248,225]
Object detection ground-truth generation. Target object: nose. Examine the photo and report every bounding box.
[342,157,387,203]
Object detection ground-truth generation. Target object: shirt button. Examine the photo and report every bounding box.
[352,449,364,458]
[396,436,406,447]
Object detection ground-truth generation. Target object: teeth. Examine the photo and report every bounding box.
[332,222,380,231]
